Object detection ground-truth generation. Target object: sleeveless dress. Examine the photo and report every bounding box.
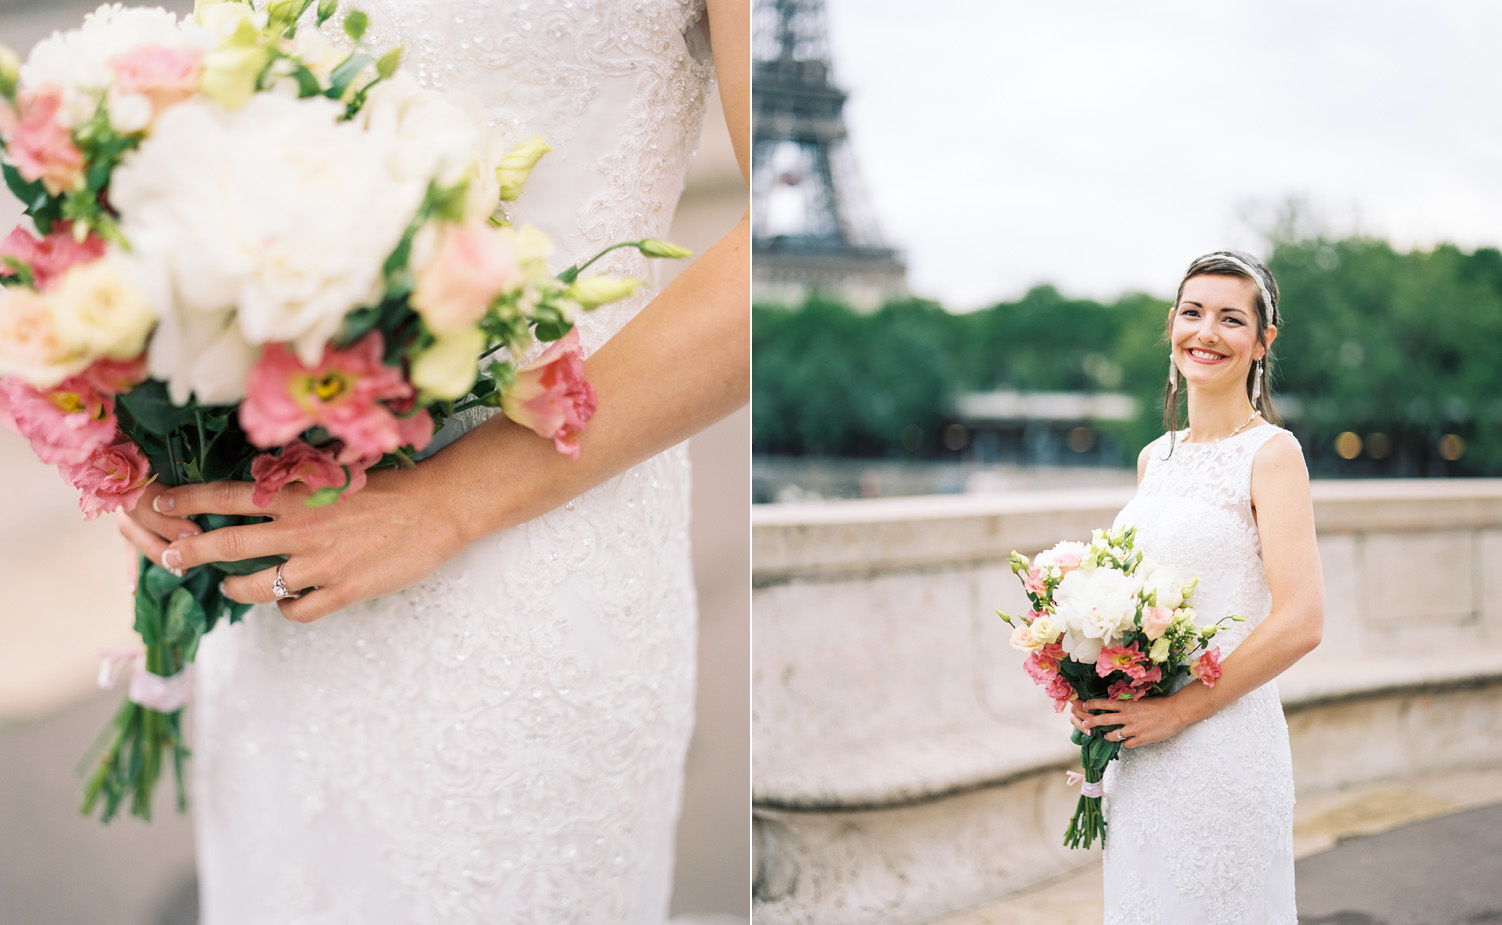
[190,4,716,923]
[1102,425,1300,924]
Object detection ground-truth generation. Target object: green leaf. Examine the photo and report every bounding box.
[533,321,567,342]
[288,61,323,97]
[162,587,206,645]
[2,161,42,208]
[117,380,198,436]
[342,11,368,42]
[305,485,345,507]
[376,46,402,80]
[142,561,188,600]
[210,553,285,577]
[133,585,162,646]
[326,51,373,100]
[316,0,338,24]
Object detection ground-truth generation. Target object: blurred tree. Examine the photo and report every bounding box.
[753,235,1502,476]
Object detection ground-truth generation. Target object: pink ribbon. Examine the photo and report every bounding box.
[1066,770,1104,798]
[98,647,193,713]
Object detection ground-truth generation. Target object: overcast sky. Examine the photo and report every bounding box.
[818,0,1502,309]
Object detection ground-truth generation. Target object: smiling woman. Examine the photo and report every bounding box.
[1160,252,1282,455]
[1069,250,1324,923]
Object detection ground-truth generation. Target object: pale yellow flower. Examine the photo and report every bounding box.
[495,136,550,201]
[48,257,155,361]
[411,327,486,400]
[567,276,638,309]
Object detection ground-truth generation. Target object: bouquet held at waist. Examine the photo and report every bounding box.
[0,0,689,823]
[997,525,1241,849]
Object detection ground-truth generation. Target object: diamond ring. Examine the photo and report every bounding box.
[272,562,297,601]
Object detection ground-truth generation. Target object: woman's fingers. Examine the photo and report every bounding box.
[117,513,172,575]
[163,523,283,570]
[275,587,346,624]
[128,483,204,544]
[221,560,316,606]
[154,480,269,518]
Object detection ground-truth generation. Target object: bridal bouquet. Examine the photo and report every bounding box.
[997,526,1241,848]
[0,0,688,823]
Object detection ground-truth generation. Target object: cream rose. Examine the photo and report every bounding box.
[48,255,155,361]
[0,286,90,387]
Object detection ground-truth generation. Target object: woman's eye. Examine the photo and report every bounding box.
[1225,317,1244,325]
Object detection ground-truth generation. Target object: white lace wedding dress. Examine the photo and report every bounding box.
[191,3,716,922]
[1102,425,1299,924]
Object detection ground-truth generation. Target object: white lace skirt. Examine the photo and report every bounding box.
[1102,682,1296,925]
[191,447,698,925]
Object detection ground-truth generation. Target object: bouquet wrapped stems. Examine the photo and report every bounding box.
[78,550,255,822]
[1063,724,1122,850]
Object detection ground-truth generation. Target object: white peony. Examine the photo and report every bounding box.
[1034,540,1088,571]
[1139,560,1185,610]
[357,71,513,220]
[20,5,211,128]
[110,93,426,403]
[1053,567,1143,662]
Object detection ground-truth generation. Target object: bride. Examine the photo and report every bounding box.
[115,0,749,922]
[1072,251,1324,923]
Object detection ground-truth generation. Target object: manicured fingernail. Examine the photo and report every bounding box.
[218,580,229,596]
[154,494,173,513]
[162,548,183,570]
[177,528,199,540]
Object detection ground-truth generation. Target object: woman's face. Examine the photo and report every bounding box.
[1171,273,1274,395]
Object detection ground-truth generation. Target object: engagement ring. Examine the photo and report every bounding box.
[272,563,296,601]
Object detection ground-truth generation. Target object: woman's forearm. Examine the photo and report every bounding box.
[422,211,750,546]
[1170,601,1322,726]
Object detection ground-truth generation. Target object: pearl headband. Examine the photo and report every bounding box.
[1188,252,1279,327]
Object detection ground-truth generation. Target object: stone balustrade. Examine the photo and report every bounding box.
[751,480,1502,924]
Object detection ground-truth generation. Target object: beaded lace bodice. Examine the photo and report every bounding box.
[192,4,714,923]
[1102,424,1300,925]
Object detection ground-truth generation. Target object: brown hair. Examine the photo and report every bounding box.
[1161,250,1282,455]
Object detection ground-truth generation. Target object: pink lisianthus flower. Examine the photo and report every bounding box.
[1095,641,1148,679]
[499,329,596,459]
[1024,651,1057,686]
[58,434,152,519]
[1024,641,1067,686]
[411,220,523,336]
[1106,679,1137,701]
[1044,674,1077,713]
[1023,566,1048,596]
[5,88,85,195]
[76,355,149,395]
[109,44,203,117]
[0,223,107,290]
[0,374,116,464]
[239,334,433,462]
[1131,663,1163,691]
[249,440,377,508]
[1141,605,1174,641]
[1191,647,1224,687]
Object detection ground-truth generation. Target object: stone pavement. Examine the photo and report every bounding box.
[936,767,1502,925]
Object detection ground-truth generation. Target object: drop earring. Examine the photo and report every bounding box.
[1168,354,1177,393]
[1252,358,1263,403]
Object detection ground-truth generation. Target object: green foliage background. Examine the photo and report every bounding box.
[753,235,1502,476]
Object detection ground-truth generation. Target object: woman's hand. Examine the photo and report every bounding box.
[116,481,204,577]
[1070,693,1192,749]
[149,464,468,623]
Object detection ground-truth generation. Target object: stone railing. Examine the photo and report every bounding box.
[751,480,1502,924]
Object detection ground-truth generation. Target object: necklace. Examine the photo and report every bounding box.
[1187,409,1258,445]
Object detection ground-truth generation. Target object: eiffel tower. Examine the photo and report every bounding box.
[752,0,907,310]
